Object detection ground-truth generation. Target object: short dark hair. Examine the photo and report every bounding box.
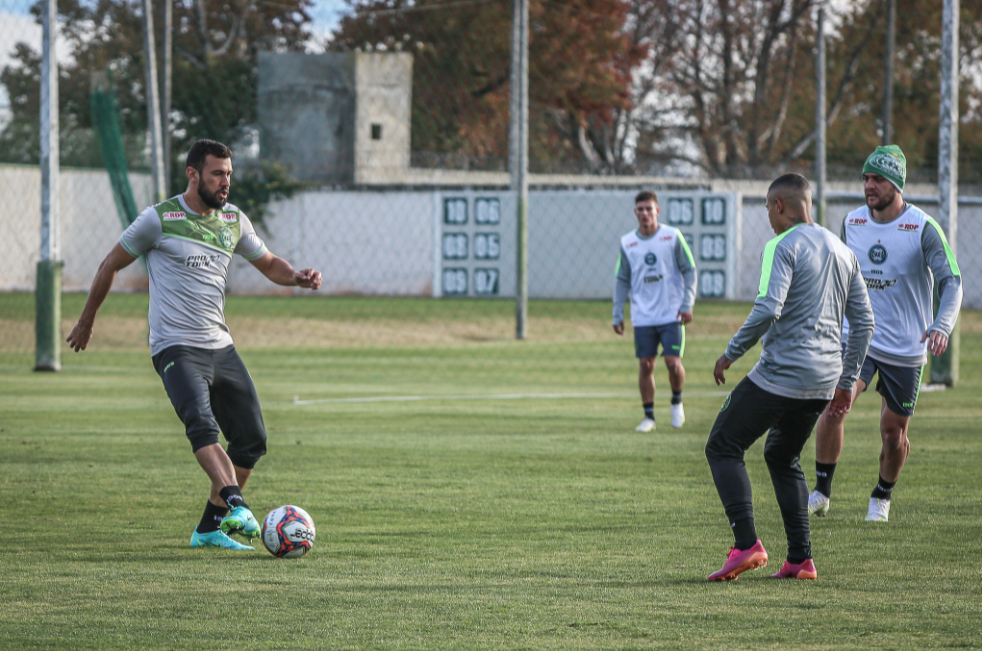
[635,190,658,205]
[186,139,232,173]
[768,173,810,195]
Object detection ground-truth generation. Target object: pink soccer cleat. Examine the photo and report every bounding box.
[708,539,768,581]
[771,558,818,580]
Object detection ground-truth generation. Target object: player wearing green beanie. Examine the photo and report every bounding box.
[862,144,906,192]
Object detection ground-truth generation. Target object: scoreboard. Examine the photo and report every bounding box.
[432,190,739,300]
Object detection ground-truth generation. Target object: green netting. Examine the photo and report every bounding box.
[90,72,138,229]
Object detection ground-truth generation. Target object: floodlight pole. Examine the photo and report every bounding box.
[932,0,960,386]
[814,1,826,227]
[36,0,61,372]
[142,0,165,203]
[882,0,896,145]
[509,0,529,340]
[160,0,172,193]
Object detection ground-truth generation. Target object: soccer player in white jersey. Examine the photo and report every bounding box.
[808,145,963,523]
[613,190,697,432]
[67,139,323,550]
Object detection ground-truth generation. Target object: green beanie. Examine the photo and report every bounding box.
[863,145,907,192]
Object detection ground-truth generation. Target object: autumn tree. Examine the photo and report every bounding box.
[332,0,645,174]
[0,0,312,182]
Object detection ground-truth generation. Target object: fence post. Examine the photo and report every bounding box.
[36,0,61,372]
[814,1,826,227]
[509,0,529,339]
[931,0,960,387]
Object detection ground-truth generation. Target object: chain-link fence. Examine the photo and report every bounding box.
[0,0,979,381]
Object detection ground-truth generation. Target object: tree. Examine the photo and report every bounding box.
[332,0,645,174]
[0,0,313,185]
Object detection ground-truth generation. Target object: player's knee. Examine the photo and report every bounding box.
[881,428,906,451]
[664,357,683,375]
[187,423,221,453]
[227,427,267,470]
[639,358,656,374]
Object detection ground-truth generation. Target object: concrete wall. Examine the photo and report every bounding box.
[258,52,413,186]
[0,164,153,292]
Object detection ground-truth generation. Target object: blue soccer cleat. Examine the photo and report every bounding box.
[220,505,262,539]
[190,527,254,550]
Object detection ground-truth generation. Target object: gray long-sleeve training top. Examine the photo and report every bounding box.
[724,222,875,400]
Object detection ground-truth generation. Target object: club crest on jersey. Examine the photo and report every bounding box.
[868,244,888,265]
[162,211,186,221]
[897,223,920,232]
[219,212,238,224]
[219,226,235,250]
[644,252,657,266]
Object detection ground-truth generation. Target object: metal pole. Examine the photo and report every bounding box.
[36,0,61,372]
[509,0,529,339]
[882,0,896,145]
[160,0,172,193]
[142,0,165,203]
[814,1,826,227]
[931,0,960,386]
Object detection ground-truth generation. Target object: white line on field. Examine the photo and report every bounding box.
[291,390,731,406]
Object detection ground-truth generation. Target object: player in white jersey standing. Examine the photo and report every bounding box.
[613,190,697,432]
[67,139,323,550]
[808,145,963,522]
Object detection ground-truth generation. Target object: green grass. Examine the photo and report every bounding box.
[1,294,980,650]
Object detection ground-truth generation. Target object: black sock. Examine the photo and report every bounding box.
[871,476,896,500]
[815,462,837,498]
[643,402,654,420]
[197,501,228,534]
[671,391,682,405]
[219,485,249,510]
[731,518,758,551]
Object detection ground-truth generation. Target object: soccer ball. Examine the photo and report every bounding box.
[262,505,315,558]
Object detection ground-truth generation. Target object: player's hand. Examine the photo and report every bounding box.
[678,311,693,325]
[613,323,624,335]
[827,387,854,417]
[921,329,948,356]
[66,320,93,352]
[713,354,733,385]
[295,268,323,290]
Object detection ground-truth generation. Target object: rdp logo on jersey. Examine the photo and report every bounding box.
[162,211,186,221]
[219,212,238,224]
[897,223,920,232]
[868,244,888,265]
[644,252,657,266]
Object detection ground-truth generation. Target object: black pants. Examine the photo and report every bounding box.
[705,377,828,561]
[152,345,267,469]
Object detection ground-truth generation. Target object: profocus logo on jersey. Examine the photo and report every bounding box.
[868,244,888,265]
[897,223,920,232]
[185,254,221,269]
[644,252,658,266]
[162,211,187,221]
[219,212,238,224]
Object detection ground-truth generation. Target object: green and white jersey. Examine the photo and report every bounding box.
[725,223,874,400]
[613,225,697,327]
[119,195,268,356]
[840,203,962,367]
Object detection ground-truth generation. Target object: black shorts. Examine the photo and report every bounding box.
[634,323,685,359]
[152,345,267,469]
[858,356,923,417]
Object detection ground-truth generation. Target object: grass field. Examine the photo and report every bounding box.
[1,294,980,650]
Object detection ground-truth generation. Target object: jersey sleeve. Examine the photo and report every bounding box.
[612,247,631,325]
[119,206,162,257]
[674,234,697,312]
[724,234,793,360]
[838,255,874,391]
[922,218,963,336]
[234,212,268,260]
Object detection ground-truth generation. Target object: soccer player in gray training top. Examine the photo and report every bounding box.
[66,139,323,551]
[705,173,873,581]
[808,145,963,523]
[613,190,697,432]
